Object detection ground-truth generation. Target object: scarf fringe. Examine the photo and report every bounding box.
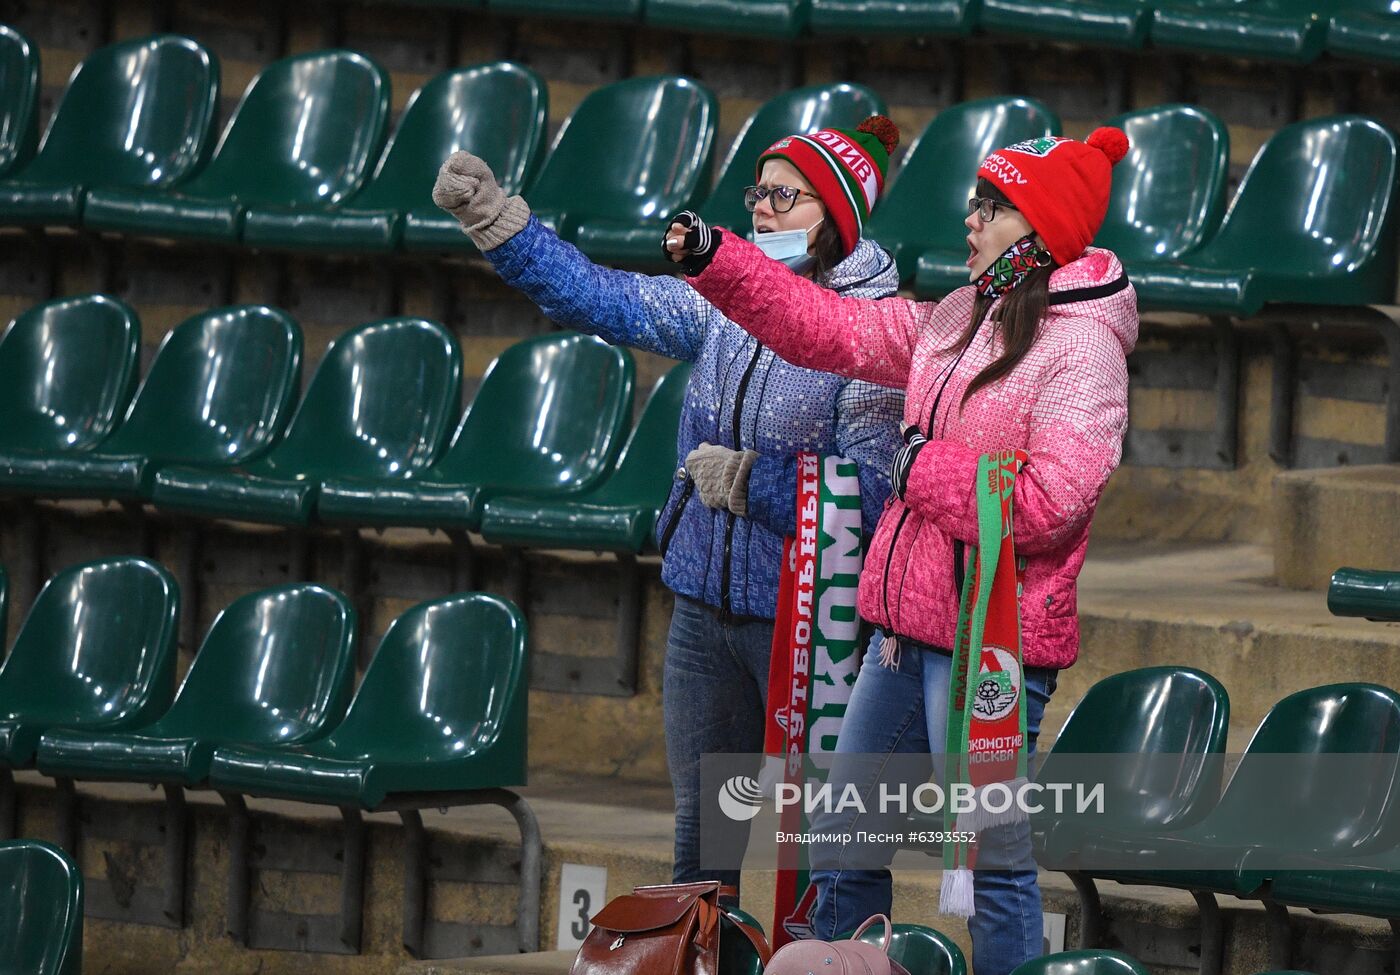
[957,776,1032,832]
[878,633,900,669]
[938,867,976,918]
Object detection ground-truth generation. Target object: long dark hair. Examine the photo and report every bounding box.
[946,178,1057,408]
[812,218,847,280]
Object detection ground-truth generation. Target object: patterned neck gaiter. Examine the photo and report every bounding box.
[974,233,1053,299]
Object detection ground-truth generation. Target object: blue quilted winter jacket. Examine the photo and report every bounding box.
[485,217,905,619]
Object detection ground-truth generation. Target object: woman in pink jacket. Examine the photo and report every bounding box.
[664,128,1138,975]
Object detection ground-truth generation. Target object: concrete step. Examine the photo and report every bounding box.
[1273,464,1400,592]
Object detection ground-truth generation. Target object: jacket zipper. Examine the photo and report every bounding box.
[659,472,695,558]
[719,340,765,618]
[879,507,912,633]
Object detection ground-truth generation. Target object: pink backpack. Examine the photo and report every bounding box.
[762,916,910,975]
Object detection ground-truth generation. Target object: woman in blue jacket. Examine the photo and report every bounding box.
[432,116,905,891]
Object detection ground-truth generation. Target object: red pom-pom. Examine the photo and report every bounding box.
[857,115,901,155]
[1087,126,1129,166]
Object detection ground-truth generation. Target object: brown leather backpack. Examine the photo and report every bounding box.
[569,881,771,975]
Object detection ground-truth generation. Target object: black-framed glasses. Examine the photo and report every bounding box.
[968,196,1018,223]
[744,185,819,213]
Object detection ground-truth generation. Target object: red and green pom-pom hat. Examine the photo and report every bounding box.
[757,114,901,257]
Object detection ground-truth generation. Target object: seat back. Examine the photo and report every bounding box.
[856,922,968,975]
[1039,667,1230,831]
[332,593,527,776]
[720,906,767,975]
[440,333,634,495]
[0,564,7,644]
[1007,949,1148,975]
[19,34,217,189]
[865,96,1060,277]
[0,26,39,178]
[100,305,301,467]
[355,62,546,211]
[0,840,82,975]
[1096,104,1229,263]
[700,82,886,233]
[0,558,178,728]
[1202,115,1399,302]
[527,76,717,231]
[184,50,389,207]
[595,361,691,502]
[1328,567,1400,622]
[265,317,460,480]
[0,294,140,453]
[145,584,355,746]
[1211,683,1400,853]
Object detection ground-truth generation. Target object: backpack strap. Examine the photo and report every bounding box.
[850,914,893,952]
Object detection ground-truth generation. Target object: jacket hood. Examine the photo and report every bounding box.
[1046,246,1139,356]
[821,238,901,299]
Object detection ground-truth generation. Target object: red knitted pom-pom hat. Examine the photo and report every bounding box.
[977,126,1130,268]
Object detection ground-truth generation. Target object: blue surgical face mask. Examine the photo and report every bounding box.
[750,217,824,274]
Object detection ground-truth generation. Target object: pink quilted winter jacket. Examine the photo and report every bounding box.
[688,235,1138,669]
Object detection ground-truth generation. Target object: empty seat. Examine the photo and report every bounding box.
[0,35,217,227]
[489,0,642,20]
[0,840,83,975]
[84,50,389,241]
[809,0,975,36]
[37,584,355,786]
[1327,1,1400,64]
[480,361,690,553]
[0,305,301,500]
[1009,950,1148,975]
[0,295,140,459]
[699,83,886,235]
[151,317,461,526]
[1149,0,1326,63]
[0,558,179,769]
[526,76,716,266]
[1130,116,1399,316]
[0,26,39,179]
[248,62,547,253]
[646,0,810,38]
[1327,567,1400,621]
[318,332,633,531]
[979,0,1150,47]
[861,97,1058,292]
[1096,104,1229,266]
[853,922,968,975]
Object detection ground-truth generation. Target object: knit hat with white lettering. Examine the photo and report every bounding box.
[757,115,900,257]
[977,127,1130,268]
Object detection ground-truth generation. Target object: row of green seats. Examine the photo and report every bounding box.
[0,840,81,975]
[478,0,1398,65]
[0,294,691,554]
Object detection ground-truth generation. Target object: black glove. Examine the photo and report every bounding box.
[662,210,723,275]
[890,425,929,502]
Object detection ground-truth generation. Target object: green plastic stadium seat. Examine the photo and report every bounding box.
[1327,1,1400,64]
[151,318,460,527]
[208,592,526,807]
[809,0,975,35]
[1327,567,1400,622]
[0,295,140,456]
[248,62,546,253]
[0,558,179,769]
[1034,667,1230,868]
[980,0,1150,48]
[870,97,1058,293]
[720,907,766,975]
[1096,104,1229,265]
[489,0,642,21]
[319,332,633,531]
[853,922,968,975]
[0,840,83,975]
[0,565,7,640]
[84,50,389,242]
[1149,0,1326,64]
[699,83,886,236]
[37,584,355,787]
[646,0,810,38]
[0,26,39,179]
[0,306,301,501]
[1009,950,1148,975]
[529,76,716,266]
[0,35,217,227]
[1130,116,1399,316]
[1070,684,1400,897]
[480,361,690,553]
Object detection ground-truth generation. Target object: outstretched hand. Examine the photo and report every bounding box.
[661,211,719,271]
[432,150,507,230]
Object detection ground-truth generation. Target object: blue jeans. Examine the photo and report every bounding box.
[812,632,1058,975]
[663,594,773,891]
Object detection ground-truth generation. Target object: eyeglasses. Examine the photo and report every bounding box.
[967,197,1018,223]
[744,185,819,213]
